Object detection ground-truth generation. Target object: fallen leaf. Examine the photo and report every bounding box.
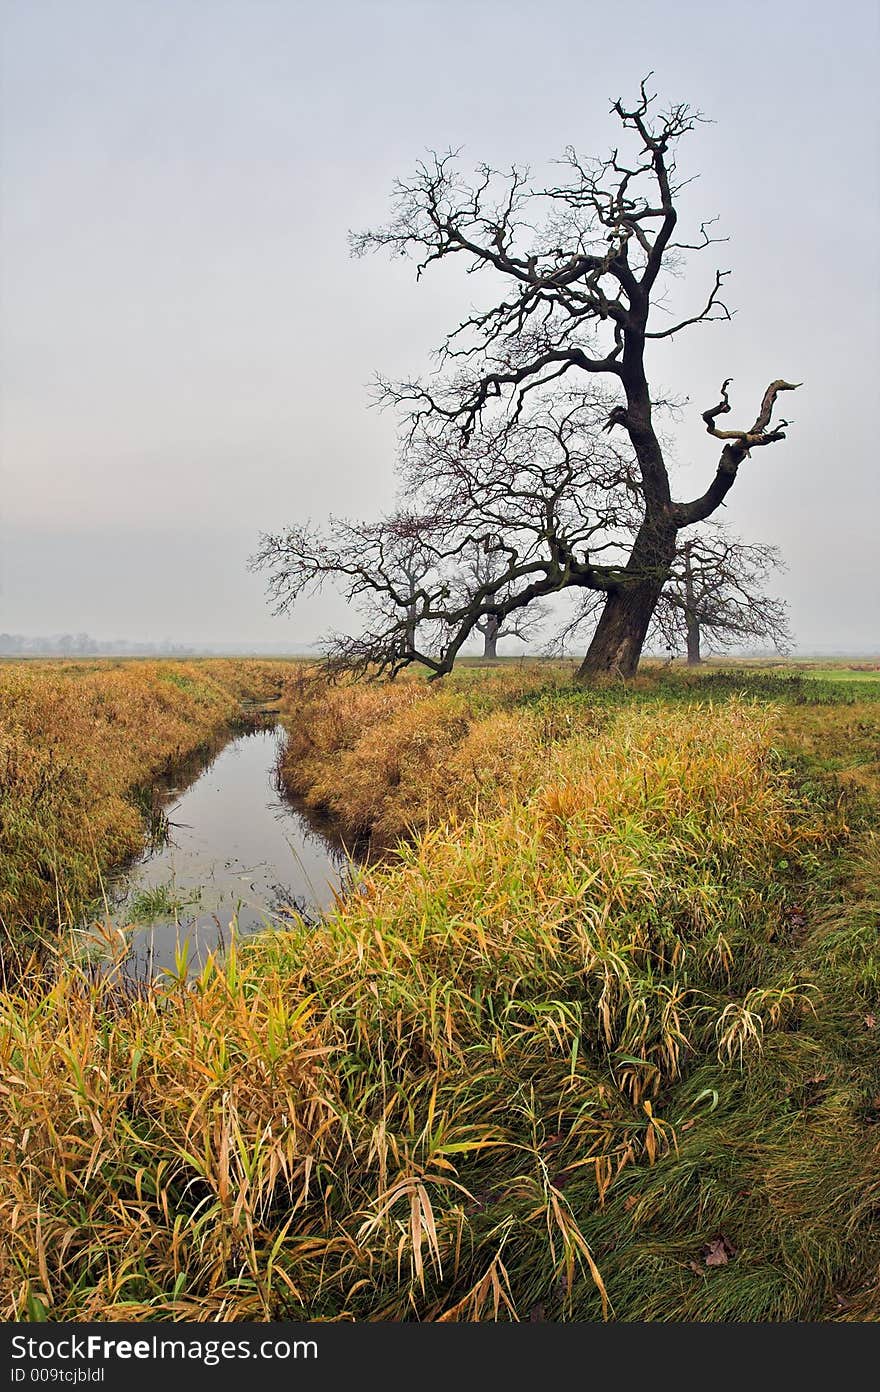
[704,1240,729,1267]
[703,1234,737,1267]
[865,1014,877,1030]
[783,904,808,932]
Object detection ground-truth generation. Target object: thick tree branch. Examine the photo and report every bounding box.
[674,379,800,526]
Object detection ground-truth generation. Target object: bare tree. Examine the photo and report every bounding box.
[652,529,791,664]
[454,548,546,658]
[251,508,452,678]
[554,525,791,665]
[475,609,531,660]
[345,80,798,678]
[253,395,643,676]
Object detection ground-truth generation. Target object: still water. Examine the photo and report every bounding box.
[95,724,349,979]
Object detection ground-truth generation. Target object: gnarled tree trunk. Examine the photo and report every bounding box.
[577,576,667,678]
[577,503,677,680]
[481,613,500,659]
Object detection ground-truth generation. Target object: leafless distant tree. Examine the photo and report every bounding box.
[654,530,791,664]
[473,608,534,661]
[454,548,547,658]
[555,525,791,665]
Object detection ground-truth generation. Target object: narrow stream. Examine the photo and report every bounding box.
[92,723,350,980]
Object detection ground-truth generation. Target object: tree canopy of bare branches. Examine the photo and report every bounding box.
[254,81,798,679]
[252,396,638,676]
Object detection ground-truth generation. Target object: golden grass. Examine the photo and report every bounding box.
[277,664,577,846]
[5,675,876,1322]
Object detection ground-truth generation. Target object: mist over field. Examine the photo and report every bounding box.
[1,0,877,655]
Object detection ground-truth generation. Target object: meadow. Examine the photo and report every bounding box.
[0,658,879,1320]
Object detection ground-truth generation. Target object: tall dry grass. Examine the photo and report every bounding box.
[277,664,578,846]
[4,690,874,1322]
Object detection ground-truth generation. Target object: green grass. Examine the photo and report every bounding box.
[125,881,203,924]
[800,667,880,682]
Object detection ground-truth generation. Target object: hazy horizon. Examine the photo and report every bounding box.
[2,629,877,660]
[2,0,878,655]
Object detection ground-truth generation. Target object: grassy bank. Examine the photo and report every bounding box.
[0,659,291,951]
[277,662,880,849]
[2,664,878,1319]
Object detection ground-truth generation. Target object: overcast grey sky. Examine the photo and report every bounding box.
[1,0,878,652]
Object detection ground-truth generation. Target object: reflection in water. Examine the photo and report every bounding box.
[93,724,350,980]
